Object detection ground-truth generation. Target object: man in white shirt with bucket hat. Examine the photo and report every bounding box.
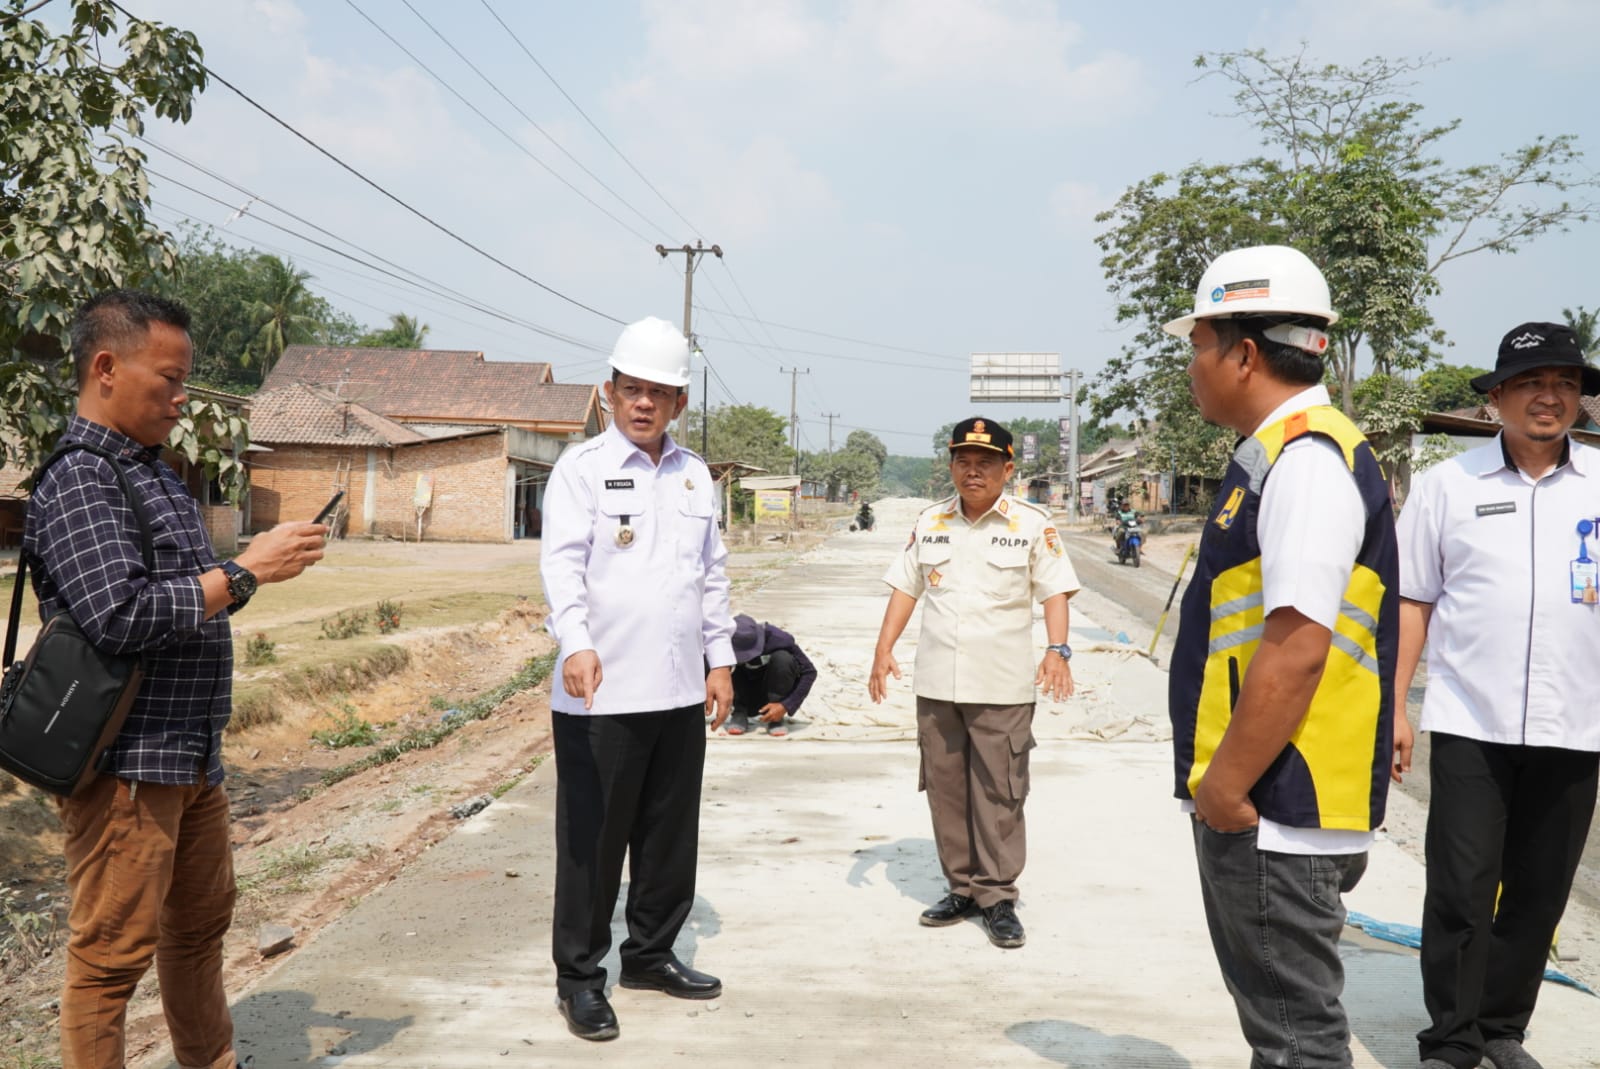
[541,316,735,1041]
[1394,322,1600,1069]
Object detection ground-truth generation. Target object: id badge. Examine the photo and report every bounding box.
[1571,558,1598,604]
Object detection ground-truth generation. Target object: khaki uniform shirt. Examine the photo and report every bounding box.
[883,494,1080,704]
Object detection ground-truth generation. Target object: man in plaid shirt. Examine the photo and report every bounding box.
[23,290,327,1069]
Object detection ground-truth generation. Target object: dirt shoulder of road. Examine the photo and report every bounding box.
[0,524,834,1069]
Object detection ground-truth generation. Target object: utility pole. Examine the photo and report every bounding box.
[821,412,841,455]
[781,367,809,475]
[1065,368,1081,524]
[781,367,809,532]
[656,240,722,441]
[695,342,709,455]
[820,411,842,503]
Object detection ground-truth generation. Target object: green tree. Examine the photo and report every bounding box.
[880,454,933,497]
[1415,363,1490,412]
[1562,306,1600,359]
[357,312,431,349]
[160,225,368,390]
[687,404,793,473]
[0,0,228,475]
[243,255,317,378]
[1094,47,1595,472]
[810,429,887,501]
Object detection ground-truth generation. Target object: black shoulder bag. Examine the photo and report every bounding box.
[0,443,154,796]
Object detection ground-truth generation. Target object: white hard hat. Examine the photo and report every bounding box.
[609,316,691,387]
[1163,245,1339,341]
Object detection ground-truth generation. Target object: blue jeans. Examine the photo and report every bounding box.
[1192,821,1368,1069]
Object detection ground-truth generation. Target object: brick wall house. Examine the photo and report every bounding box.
[247,383,525,542]
[255,347,608,542]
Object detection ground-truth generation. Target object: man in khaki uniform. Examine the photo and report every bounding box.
[869,416,1079,948]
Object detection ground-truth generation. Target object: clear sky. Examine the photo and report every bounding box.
[96,1,1600,457]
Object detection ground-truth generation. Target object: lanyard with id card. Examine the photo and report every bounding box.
[1573,519,1599,604]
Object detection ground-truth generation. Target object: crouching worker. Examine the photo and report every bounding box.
[726,614,817,737]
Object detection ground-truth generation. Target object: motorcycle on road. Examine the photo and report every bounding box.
[1113,511,1143,568]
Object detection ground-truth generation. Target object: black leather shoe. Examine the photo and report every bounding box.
[558,989,619,1041]
[982,900,1025,948]
[619,958,722,1000]
[919,892,976,927]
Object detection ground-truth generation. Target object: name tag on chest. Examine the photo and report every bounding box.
[1475,501,1516,517]
[604,478,635,490]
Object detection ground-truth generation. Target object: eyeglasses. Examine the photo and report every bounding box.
[614,382,680,403]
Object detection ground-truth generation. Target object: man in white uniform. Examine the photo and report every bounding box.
[540,317,735,1041]
[869,417,1079,949]
[1394,322,1600,1069]
[1165,245,1400,1068]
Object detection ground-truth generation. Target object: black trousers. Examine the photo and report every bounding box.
[1418,732,1600,1066]
[731,648,799,716]
[551,705,706,997]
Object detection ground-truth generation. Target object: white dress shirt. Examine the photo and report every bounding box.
[1397,435,1600,751]
[541,425,735,716]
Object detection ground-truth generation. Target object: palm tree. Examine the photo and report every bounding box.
[1562,305,1600,360]
[355,312,432,349]
[243,255,318,379]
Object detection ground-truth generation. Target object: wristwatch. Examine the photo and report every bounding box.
[220,560,257,608]
[1046,643,1073,661]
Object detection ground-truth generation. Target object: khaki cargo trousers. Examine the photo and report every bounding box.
[915,698,1036,908]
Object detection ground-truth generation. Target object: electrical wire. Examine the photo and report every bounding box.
[395,0,672,243]
[133,132,612,353]
[341,0,659,246]
[148,202,603,366]
[478,0,701,237]
[146,166,610,355]
[692,304,970,364]
[107,0,623,324]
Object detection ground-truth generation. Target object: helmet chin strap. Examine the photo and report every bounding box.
[1262,323,1331,355]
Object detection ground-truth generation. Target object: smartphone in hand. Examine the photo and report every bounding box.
[313,490,345,526]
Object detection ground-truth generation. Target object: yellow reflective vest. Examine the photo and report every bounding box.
[1169,406,1399,831]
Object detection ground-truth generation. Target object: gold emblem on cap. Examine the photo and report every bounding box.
[974,420,986,433]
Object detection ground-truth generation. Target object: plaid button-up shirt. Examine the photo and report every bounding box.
[22,416,233,786]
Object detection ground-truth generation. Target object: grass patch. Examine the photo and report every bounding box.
[490,755,546,799]
[244,632,277,665]
[229,642,410,734]
[311,705,380,749]
[307,652,557,797]
[319,608,369,640]
[0,886,61,981]
[236,841,363,896]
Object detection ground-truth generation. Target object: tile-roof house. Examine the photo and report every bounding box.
[246,347,604,542]
[263,346,605,436]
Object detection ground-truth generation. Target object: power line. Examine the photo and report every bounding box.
[692,304,970,364]
[341,0,658,246]
[148,203,607,370]
[145,165,609,355]
[395,0,671,243]
[478,0,701,237]
[696,332,966,373]
[108,0,622,324]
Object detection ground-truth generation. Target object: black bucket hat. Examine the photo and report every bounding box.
[1471,322,1600,395]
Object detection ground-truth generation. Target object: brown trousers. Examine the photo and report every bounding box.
[57,775,238,1069]
[915,698,1036,908]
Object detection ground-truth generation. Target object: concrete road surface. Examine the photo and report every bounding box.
[160,500,1600,1068]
